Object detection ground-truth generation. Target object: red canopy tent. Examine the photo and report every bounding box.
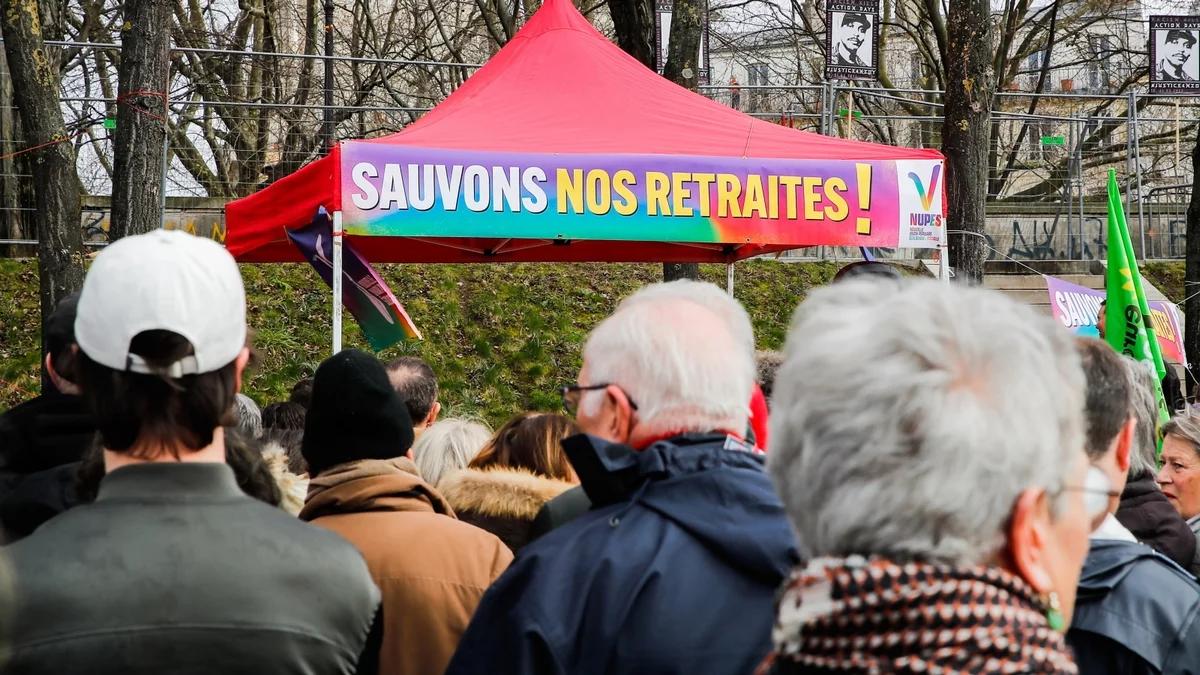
[225,0,945,264]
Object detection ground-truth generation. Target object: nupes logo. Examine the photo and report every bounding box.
[907,165,942,211]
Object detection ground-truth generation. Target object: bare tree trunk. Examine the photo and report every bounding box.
[608,0,655,69]
[660,0,703,282]
[942,0,993,284]
[0,0,85,391]
[0,47,31,257]
[1185,132,1200,402]
[109,0,171,239]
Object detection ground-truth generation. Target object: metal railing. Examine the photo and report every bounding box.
[0,39,1194,263]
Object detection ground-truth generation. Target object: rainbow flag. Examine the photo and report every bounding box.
[288,208,421,351]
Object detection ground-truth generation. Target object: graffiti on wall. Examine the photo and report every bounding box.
[983,212,1187,261]
[82,209,226,244]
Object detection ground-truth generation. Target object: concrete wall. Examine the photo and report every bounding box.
[81,196,225,244]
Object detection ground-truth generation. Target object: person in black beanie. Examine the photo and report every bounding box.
[301,349,415,475]
[299,349,511,675]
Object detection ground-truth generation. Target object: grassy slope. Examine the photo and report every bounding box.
[2,259,842,424]
[1142,262,1185,304]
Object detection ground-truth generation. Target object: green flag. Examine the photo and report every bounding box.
[1105,169,1171,440]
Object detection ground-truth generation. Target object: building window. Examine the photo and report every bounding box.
[748,62,769,112]
[1086,35,1113,92]
[1026,49,1045,90]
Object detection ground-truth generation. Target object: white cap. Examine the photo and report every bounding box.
[75,229,247,377]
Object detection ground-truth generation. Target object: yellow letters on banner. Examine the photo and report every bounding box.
[613,170,638,216]
[530,168,874,221]
[767,175,780,219]
[672,172,694,217]
[716,174,742,218]
[646,172,670,216]
[779,177,803,219]
[1151,308,1176,341]
[557,168,584,214]
[743,175,767,218]
[693,173,716,217]
[802,177,824,220]
[585,169,612,216]
[824,178,849,221]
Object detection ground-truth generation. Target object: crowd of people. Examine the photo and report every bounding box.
[3,228,1200,674]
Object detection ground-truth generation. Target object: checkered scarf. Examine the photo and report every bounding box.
[758,556,1078,675]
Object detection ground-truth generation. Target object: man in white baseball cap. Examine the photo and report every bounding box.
[6,230,384,674]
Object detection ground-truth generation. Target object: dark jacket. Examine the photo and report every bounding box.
[529,484,591,542]
[0,393,93,541]
[441,466,576,551]
[0,393,93,473]
[6,462,382,674]
[1116,472,1198,572]
[1068,539,1200,675]
[445,433,800,675]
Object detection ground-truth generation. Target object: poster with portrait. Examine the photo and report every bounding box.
[655,0,711,84]
[1150,15,1200,94]
[825,0,879,81]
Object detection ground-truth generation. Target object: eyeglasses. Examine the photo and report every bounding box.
[1058,466,1121,532]
[560,384,639,417]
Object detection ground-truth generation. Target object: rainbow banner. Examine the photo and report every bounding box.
[339,143,945,249]
[1045,274,1186,366]
[288,208,421,351]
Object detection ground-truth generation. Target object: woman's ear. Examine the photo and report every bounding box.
[1006,488,1055,594]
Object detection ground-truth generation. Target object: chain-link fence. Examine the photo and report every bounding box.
[1,38,1195,262]
[700,82,1198,262]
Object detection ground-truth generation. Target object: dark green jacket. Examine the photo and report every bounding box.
[5,462,381,674]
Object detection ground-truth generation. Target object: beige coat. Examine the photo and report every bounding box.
[300,457,512,675]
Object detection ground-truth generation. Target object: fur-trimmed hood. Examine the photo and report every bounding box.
[439,467,575,551]
[440,467,575,521]
[260,440,309,516]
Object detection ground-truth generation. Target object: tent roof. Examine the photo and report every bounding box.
[226,0,942,263]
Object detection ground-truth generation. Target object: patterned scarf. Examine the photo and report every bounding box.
[758,556,1078,675]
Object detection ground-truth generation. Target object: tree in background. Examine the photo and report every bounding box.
[941,0,993,283]
[661,0,704,281]
[0,0,85,389]
[609,0,655,68]
[108,0,171,238]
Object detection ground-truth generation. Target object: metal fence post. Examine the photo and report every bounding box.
[323,0,336,152]
[1130,90,1147,260]
[1080,117,1089,257]
[1070,116,1080,257]
[819,82,828,135]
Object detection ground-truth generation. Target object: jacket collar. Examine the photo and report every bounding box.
[96,462,245,502]
[1120,472,1160,501]
[301,457,454,521]
[563,432,761,508]
[1079,538,1188,595]
[1091,513,1137,543]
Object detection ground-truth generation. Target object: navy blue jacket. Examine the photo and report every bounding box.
[445,433,800,675]
[1068,539,1200,675]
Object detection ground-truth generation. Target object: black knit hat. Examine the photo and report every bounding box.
[301,349,415,476]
